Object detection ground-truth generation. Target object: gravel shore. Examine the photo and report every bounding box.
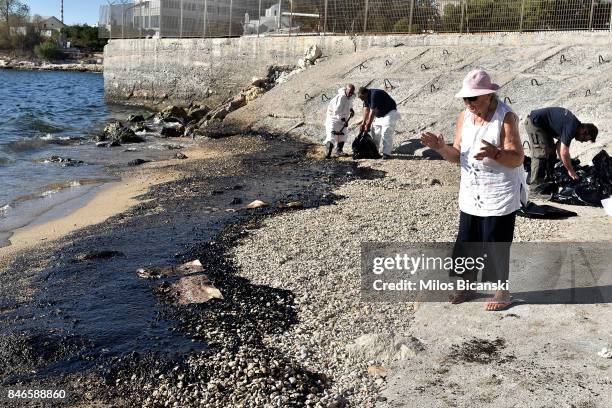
[231,154,566,407]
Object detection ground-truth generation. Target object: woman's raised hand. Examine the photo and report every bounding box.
[420,132,445,150]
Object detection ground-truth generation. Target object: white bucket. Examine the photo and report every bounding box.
[602,197,612,217]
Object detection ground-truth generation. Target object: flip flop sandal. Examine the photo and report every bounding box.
[449,290,477,305]
[485,297,524,312]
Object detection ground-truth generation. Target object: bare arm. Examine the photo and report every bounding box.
[365,108,377,131]
[559,143,578,180]
[361,107,371,131]
[420,112,463,164]
[474,112,524,168]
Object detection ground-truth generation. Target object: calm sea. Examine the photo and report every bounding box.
[0,70,182,246]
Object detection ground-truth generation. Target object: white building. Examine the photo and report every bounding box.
[243,3,293,35]
[130,0,253,38]
[11,16,66,38]
[36,16,66,37]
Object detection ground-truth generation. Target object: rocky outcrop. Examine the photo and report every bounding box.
[99,122,145,144]
[160,124,186,138]
[186,105,210,122]
[298,45,323,69]
[0,58,103,72]
[158,106,188,122]
[127,114,145,123]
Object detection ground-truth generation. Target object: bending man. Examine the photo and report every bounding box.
[325,84,355,158]
[524,107,598,184]
[358,87,400,159]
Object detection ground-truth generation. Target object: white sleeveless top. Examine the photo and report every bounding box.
[459,100,523,217]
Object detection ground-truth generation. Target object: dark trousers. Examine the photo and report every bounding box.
[452,211,516,283]
[524,115,556,184]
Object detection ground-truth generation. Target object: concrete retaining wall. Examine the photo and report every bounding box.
[103,36,355,107]
[103,31,612,108]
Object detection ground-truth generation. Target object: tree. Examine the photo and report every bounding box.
[0,0,29,36]
[34,41,65,60]
[61,24,108,51]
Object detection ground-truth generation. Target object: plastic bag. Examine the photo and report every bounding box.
[352,131,382,160]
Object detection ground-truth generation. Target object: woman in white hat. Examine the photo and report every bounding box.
[421,69,526,311]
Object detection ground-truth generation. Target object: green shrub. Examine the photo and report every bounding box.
[34,42,65,61]
[393,18,412,33]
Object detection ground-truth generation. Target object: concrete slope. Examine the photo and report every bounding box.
[227,36,612,163]
[379,301,612,408]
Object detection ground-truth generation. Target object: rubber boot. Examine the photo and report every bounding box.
[325,142,334,159]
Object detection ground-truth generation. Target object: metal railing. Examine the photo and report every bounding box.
[99,0,612,39]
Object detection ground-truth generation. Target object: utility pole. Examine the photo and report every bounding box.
[61,0,64,23]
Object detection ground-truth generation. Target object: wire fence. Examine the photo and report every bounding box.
[99,0,612,39]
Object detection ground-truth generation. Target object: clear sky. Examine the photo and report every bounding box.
[25,0,107,26]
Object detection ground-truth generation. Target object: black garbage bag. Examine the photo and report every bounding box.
[352,131,382,160]
[533,181,558,196]
[517,201,578,219]
[549,149,612,207]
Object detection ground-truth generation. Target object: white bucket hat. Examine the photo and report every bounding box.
[455,69,500,98]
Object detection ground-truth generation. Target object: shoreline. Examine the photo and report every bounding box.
[0,130,610,406]
[0,143,212,266]
[0,62,102,73]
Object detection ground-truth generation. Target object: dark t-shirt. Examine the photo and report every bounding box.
[530,107,581,147]
[363,89,397,118]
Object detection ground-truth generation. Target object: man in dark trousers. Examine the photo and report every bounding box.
[358,87,400,159]
[524,107,598,184]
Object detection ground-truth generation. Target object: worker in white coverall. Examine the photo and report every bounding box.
[358,86,400,159]
[325,84,356,158]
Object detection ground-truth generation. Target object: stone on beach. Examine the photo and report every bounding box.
[598,346,612,358]
[160,124,186,138]
[101,122,145,144]
[73,250,125,262]
[127,114,145,123]
[277,201,303,209]
[367,365,388,377]
[168,275,223,305]
[186,105,210,122]
[251,77,269,88]
[345,333,424,363]
[128,158,150,166]
[243,86,266,102]
[158,105,188,122]
[246,200,268,209]
[137,260,204,279]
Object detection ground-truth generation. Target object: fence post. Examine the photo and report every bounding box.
[257,0,261,36]
[229,0,233,36]
[363,0,369,33]
[180,0,184,37]
[324,0,328,35]
[408,0,415,33]
[610,2,612,32]
[159,0,163,38]
[139,2,143,39]
[588,0,595,31]
[121,2,125,39]
[289,0,293,36]
[277,0,282,30]
[459,0,465,34]
[203,0,208,37]
[519,0,525,32]
[148,1,152,37]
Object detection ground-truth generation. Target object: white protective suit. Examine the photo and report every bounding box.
[325,88,355,144]
[371,110,401,156]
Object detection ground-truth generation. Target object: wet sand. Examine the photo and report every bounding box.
[0,132,363,407]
